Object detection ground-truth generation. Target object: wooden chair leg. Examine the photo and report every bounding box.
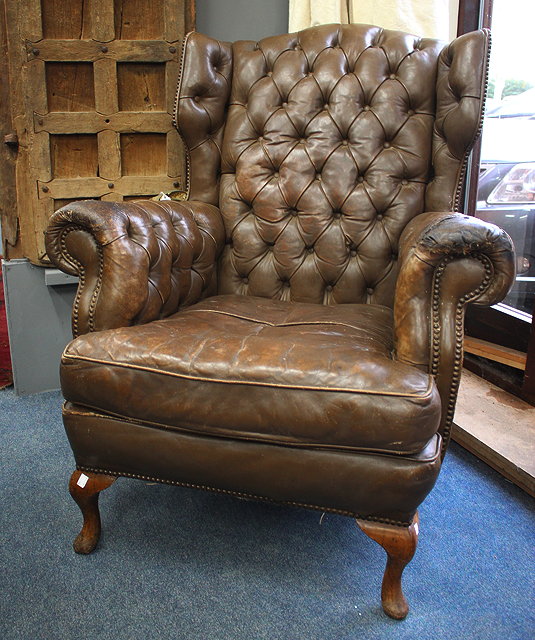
[356,512,419,620]
[68,469,117,555]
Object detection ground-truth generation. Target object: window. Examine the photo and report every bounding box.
[459,0,535,404]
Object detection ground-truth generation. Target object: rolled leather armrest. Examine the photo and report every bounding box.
[394,211,515,453]
[45,199,225,337]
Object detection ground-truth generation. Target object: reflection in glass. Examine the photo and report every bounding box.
[476,0,535,316]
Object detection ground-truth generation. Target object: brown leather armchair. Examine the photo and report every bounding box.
[46,24,515,620]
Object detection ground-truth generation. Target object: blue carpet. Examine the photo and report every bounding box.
[1,387,533,640]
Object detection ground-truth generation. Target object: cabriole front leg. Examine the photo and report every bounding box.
[356,513,419,619]
[68,470,117,554]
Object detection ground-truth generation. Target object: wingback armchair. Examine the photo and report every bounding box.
[46,23,514,620]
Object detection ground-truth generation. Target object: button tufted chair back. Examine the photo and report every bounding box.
[175,23,489,308]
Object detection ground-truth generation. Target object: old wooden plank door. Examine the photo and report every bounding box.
[0,0,195,263]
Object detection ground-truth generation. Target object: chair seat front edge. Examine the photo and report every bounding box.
[63,403,442,526]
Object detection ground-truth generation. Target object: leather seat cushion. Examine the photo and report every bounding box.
[61,295,441,455]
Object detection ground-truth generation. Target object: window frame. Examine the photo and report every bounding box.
[457,0,535,404]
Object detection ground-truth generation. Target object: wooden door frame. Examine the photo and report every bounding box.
[0,0,21,258]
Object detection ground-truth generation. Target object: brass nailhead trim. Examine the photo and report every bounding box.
[59,226,84,337]
[430,252,493,457]
[88,245,104,333]
[76,465,412,527]
[453,30,491,212]
[59,222,104,336]
[173,32,194,200]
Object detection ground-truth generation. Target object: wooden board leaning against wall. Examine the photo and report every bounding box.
[0,0,195,264]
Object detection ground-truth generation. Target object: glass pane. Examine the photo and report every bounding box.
[477,0,535,316]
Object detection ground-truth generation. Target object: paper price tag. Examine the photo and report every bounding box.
[76,473,89,489]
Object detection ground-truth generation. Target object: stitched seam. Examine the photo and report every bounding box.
[183,307,392,332]
[64,402,440,458]
[62,352,434,398]
[74,464,413,527]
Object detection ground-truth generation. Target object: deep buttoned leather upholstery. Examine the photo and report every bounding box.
[178,25,493,308]
[46,23,515,619]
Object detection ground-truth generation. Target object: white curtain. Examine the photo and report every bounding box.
[289,0,460,41]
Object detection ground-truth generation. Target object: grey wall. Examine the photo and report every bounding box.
[196,0,288,42]
[4,0,290,395]
[3,260,76,395]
